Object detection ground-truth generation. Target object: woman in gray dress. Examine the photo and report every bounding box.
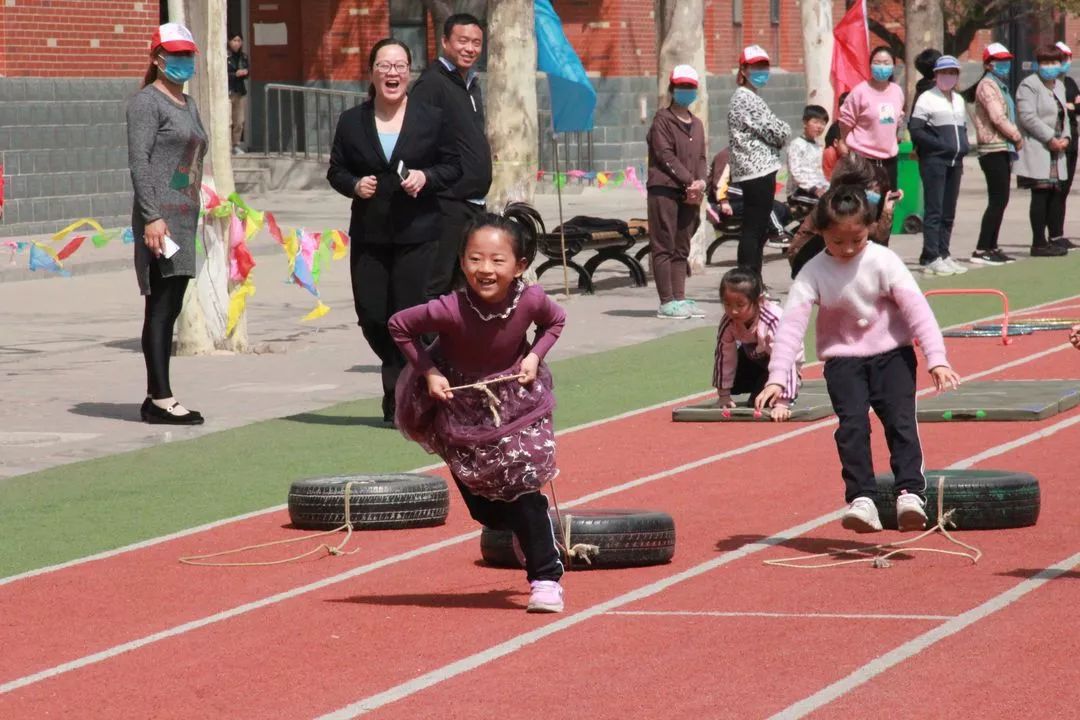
[127,23,208,424]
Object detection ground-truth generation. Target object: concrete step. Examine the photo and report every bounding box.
[233,166,270,195]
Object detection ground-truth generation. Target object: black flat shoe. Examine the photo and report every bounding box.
[1051,236,1077,250]
[1031,243,1068,257]
[141,398,205,425]
[381,394,396,425]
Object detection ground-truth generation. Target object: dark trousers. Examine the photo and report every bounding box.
[977,152,1011,251]
[350,242,437,407]
[918,160,964,264]
[1030,186,1066,247]
[647,188,699,304]
[823,346,925,504]
[856,152,899,192]
[736,172,777,275]
[454,478,563,583]
[426,199,483,300]
[141,262,189,399]
[731,345,769,404]
[1049,144,1076,239]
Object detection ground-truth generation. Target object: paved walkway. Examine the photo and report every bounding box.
[0,174,1067,478]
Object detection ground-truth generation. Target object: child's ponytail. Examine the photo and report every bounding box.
[460,202,544,267]
[811,183,876,231]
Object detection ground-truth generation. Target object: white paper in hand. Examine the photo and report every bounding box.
[162,236,180,259]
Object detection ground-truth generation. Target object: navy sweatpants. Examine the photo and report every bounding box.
[823,346,925,504]
[454,478,563,583]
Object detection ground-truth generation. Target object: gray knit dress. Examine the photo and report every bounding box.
[126,85,208,295]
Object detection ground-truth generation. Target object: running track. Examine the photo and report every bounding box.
[2,298,1079,718]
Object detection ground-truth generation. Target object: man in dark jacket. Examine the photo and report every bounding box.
[227,33,250,155]
[409,13,493,299]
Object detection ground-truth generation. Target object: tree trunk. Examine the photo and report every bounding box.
[484,0,538,210]
[173,0,246,354]
[655,0,709,271]
[801,0,835,112]
[904,0,944,105]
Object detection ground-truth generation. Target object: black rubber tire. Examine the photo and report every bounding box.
[869,470,1040,530]
[902,215,923,235]
[480,508,676,570]
[288,474,449,530]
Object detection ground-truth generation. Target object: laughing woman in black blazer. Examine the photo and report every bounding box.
[328,38,462,422]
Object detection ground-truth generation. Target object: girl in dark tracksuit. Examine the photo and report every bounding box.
[910,55,970,276]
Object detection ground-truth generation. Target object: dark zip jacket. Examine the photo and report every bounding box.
[409,59,492,202]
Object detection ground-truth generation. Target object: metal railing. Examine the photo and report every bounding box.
[537,109,594,180]
[263,83,364,160]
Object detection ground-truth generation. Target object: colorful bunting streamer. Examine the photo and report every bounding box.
[537,166,647,196]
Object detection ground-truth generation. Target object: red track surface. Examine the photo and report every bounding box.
[3,303,1078,719]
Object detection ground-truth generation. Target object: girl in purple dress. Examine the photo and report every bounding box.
[388,204,567,613]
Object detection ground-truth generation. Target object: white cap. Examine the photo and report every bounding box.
[151,23,198,54]
[669,64,699,88]
[982,42,1013,62]
[1057,41,1073,57]
[739,45,770,65]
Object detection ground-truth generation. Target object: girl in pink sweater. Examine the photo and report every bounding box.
[389,204,567,614]
[756,185,960,533]
[713,267,802,421]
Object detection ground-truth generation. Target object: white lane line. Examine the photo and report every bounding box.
[5,290,1075,586]
[606,611,955,621]
[768,550,1080,720]
[2,343,1073,697]
[310,412,1080,719]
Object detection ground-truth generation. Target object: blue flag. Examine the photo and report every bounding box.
[535,0,596,133]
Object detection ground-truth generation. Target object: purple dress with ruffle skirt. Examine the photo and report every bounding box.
[388,281,566,502]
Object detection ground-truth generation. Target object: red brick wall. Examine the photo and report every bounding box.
[294,0,388,82]
[0,0,159,78]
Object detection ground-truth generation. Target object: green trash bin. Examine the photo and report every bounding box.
[892,140,924,235]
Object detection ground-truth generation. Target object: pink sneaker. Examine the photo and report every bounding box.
[526,580,564,613]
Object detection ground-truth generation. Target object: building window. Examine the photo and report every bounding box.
[733,0,743,25]
[770,0,780,25]
[390,0,428,71]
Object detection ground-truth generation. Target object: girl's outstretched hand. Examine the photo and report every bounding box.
[519,353,540,384]
[425,371,454,401]
[754,383,784,413]
[930,365,961,392]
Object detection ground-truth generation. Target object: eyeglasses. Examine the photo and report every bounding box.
[374,61,410,74]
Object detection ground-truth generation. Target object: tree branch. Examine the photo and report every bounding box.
[867,18,904,60]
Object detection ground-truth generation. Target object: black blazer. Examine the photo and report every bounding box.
[327,99,462,246]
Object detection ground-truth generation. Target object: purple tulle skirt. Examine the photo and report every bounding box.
[395,355,558,502]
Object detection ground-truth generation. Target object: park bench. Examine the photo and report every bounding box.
[535,216,649,293]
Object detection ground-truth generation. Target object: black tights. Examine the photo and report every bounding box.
[141,263,189,399]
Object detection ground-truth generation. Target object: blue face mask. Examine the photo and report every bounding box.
[871,64,893,82]
[1037,64,1062,81]
[1063,60,1073,74]
[748,70,770,88]
[672,88,698,107]
[990,61,1011,79]
[161,53,196,83]
[865,190,882,207]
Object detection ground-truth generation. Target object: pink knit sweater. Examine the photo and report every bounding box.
[767,243,950,387]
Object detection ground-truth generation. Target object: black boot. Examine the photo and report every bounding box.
[381,393,396,425]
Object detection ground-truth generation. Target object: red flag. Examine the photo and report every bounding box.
[831,0,871,110]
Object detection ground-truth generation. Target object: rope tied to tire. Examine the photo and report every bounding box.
[547,479,600,567]
[179,481,362,567]
[446,373,526,427]
[763,476,984,569]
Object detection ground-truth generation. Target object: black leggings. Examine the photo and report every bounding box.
[977,152,1011,251]
[1030,186,1066,247]
[141,263,190,399]
[736,172,777,275]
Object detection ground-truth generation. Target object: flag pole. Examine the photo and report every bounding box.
[552,129,570,298]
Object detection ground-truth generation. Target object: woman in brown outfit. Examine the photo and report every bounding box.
[646,64,708,319]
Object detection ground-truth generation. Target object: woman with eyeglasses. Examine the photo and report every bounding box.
[328,38,462,423]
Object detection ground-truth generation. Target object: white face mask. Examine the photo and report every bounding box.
[936,74,959,91]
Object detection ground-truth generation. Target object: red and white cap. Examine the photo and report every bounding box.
[1057,41,1073,57]
[150,23,198,54]
[669,64,699,87]
[739,45,770,65]
[983,43,1013,62]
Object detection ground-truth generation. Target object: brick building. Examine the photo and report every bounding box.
[2,0,1078,238]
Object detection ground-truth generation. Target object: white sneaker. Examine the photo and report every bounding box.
[841,497,883,533]
[923,258,955,276]
[896,491,928,532]
[943,257,968,274]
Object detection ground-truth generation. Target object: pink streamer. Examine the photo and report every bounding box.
[624,167,647,197]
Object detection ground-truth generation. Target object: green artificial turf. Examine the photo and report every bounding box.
[1,253,1077,577]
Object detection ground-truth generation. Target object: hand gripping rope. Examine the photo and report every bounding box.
[179,481,362,567]
[763,476,983,569]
